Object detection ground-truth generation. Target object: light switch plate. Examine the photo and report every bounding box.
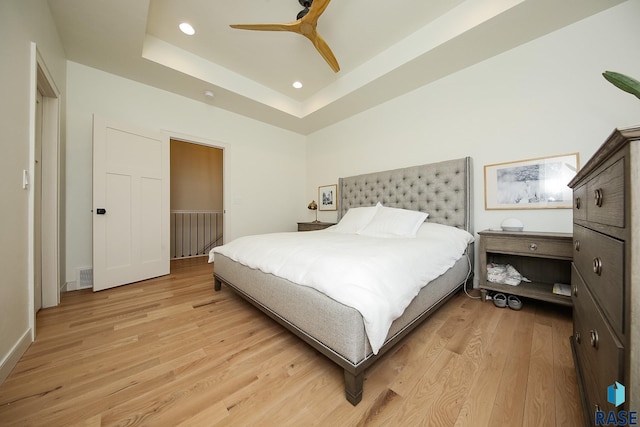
[22,169,29,189]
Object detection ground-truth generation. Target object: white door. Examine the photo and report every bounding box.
[93,116,170,291]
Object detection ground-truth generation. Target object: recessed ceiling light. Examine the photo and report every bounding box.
[179,22,195,36]
[292,81,303,89]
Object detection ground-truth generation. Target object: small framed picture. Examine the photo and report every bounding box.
[318,184,337,211]
[484,153,579,210]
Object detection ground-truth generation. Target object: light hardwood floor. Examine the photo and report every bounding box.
[0,258,584,426]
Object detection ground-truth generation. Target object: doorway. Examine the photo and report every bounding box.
[34,90,43,312]
[31,47,61,335]
[169,139,224,262]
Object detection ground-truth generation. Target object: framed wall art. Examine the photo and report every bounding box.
[318,184,337,211]
[484,153,579,210]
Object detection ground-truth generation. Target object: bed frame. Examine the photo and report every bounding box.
[213,157,473,405]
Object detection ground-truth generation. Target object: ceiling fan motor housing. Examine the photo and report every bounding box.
[297,0,312,19]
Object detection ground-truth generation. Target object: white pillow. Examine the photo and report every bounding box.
[358,206,428,238]
[416,222,474,245]
[332,203,381,233]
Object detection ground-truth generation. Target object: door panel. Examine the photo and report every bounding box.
[93,116,169,291]
[141,177,163,263]
[105,173,132,269]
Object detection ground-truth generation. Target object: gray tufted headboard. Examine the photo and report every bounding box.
[338,157,473,233]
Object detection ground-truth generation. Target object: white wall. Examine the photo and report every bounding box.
[65,62,307,285]
[306,1,640,278]
[0,0,66,381]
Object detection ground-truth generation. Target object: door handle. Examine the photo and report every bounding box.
[96,208,107,215]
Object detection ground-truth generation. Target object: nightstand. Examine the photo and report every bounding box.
[297,222,335,232]
[478,229,573,306]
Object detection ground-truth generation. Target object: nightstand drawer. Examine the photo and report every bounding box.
[572,268,624,418]
[573,225,624,334]
[482,235,572,259]
[586,157,625,228]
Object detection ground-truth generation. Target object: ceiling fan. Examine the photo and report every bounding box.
[230,0,340,73]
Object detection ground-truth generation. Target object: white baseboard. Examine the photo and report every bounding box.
[64,280,91,292]
[0,329,32,385]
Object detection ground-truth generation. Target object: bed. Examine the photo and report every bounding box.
[211,157,473,405]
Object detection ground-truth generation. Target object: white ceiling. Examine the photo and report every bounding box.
[48,0,625,135]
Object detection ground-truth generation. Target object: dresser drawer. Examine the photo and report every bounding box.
[586,157,625,228]
[572,267,624,417]
[482,235,572,259]
[573,225,624,333]
[574,308,624,422]
[573,184,587,221]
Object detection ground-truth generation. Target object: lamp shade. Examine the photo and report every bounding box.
[308,200,319,223]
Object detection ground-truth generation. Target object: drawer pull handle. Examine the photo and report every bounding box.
[575,197,581,209]
[574,240,580,252]
[529,243,538,251]
[575,332,581,344]
[592,257,603,276]
[590,329,599,348]
[594,188,604,207]
[572,284,578,297]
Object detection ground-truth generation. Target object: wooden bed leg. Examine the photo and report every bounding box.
[344,370,364,405]
[214,277,222,292]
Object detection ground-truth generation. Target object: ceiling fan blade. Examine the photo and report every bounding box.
[304,0,331,23]
[309,32,340,72]
[230,22,298,32]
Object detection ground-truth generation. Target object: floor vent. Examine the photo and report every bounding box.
[76,267,93,289]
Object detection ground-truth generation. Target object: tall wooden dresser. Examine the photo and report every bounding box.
[568,125,639,424]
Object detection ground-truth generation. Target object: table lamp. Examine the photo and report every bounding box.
[307,200,319,223]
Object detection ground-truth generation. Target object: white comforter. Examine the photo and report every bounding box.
[211,223,473,354]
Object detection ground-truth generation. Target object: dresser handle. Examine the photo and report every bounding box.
[574,240,580,252]
[594,188,604,207]
[590,329,599,348]
[595,404,601,413]
[575,197,581,209]
[572,284,578,297]
[575,332,581,344]
[593,257,603,276]
[529,243,538,251]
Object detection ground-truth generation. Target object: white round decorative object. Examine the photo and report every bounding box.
[501,218,524,232]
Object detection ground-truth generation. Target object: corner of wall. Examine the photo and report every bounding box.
[0,329,32,385]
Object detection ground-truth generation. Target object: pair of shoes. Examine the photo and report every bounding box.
[492,293,523,310]
[493,293,507,308]
[507,295,522,310]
